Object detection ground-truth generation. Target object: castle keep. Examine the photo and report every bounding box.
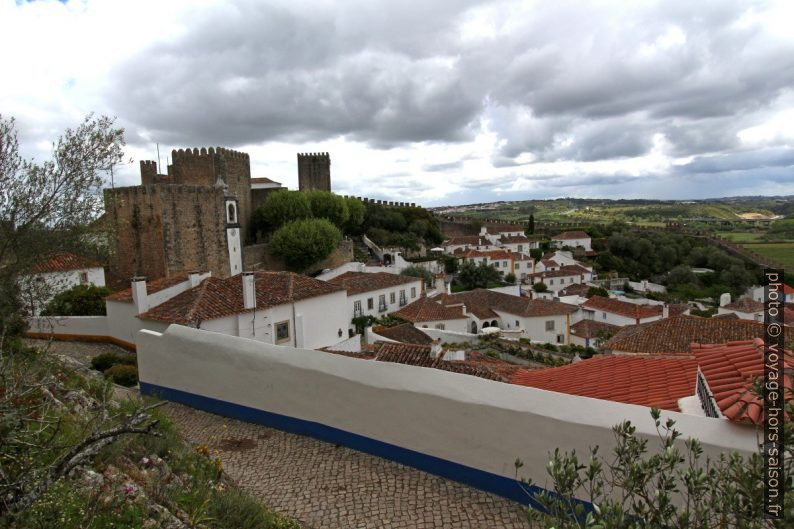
[105,147,251,280]
[297,152,331,191]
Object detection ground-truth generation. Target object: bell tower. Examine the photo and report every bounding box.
[225,197,242,276]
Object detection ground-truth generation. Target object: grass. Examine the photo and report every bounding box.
[742,242,794,269]
[718,231,767,242]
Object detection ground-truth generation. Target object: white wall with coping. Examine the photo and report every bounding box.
[326,333,362,353]
[413,317,469,333]
[421,328,479,344]
[137,326,757,503]
[28,315,109,337]
[487,285,521,296]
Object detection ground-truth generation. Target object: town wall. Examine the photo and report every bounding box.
[137,325,757,506]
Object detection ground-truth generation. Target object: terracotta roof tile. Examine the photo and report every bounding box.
[391,297,468,323]
[442,289,578,319]
[444,236,491,246]
[528,265,588,280]
[722,297,765,313]
[107,273,193,302]
[559,283,591,297]
[485,224,524,234]
[692,339,793,425]
[459,249,514,260]
[138,271,345,324]
[371,323,433,345]
[328,271,420,295]
[604,315,794,355]
[373,342,515,382]
[570,319,621,340]
[31,253,101,273]
[583,296,662,320]
[250,177,280,184]
[499,235,531,244]
[511,355,699,411]
[552,231,590,240]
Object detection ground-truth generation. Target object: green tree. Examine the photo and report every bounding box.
[0,114,124,346]
[586,286,609,298]
[441,254,459,274]
[305,190,349,228]
[251,190,311,235]
[41,284,111,316]
[666,264,697,287]
[504,272,517,285]
[526,214,535,235]
[457,261,502,290]
[532,282,548,293]
[270,218,341,272]
[343,196,366,234]
[401,265,433,288]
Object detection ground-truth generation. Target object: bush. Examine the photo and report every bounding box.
[401,265,433,288]
[41,284,111,316]
[103,364,139,387]
[532,282,548,293]
[90,352,136,372]
[270,218,342,272]
[250,190,311,235]
[305,190,349,228]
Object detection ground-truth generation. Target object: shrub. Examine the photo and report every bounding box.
[401,265,433,288]
[532,282,548,293]
[103,364,139,387]
[90,352,136,372]
[270,218,342,272]
[41,284,111,316]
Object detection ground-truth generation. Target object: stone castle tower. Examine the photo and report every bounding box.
[297,152,331,191]
[105,147,251,281]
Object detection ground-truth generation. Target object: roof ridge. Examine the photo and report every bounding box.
[184,276,214,324]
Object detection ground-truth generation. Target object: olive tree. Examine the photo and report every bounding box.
[270,218,342,272]
[0,114,124,347]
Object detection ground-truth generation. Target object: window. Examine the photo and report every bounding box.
[378,294,387,312]
[353,300,362,317]
[515,320,520,327]
[602,312,607,320]
[518,245,523,252]
[549,279,554,285]
[494,261,499,268]
[435,323,445,330]
[275,321,290,344]
[503,261,508,267]
[556,334,565,344]
[410,287,416,299]
[79,272,88,284]
[367,298,374,310]
[545,320,555,331]
[390,292,396,304]
[227,203,236,223]
[399,290,407,306]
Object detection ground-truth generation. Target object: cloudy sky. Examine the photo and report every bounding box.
[2,0,793,206]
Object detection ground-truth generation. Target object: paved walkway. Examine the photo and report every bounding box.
[163,403,533,529]
[32,340,535,529]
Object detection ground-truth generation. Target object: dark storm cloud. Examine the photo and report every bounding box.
[676,147,794,175]
[108,0,794,179]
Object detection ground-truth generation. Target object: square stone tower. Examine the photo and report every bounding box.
[297,152,331,191]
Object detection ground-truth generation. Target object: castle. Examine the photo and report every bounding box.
[297,152,331,191]
[105,147,252,280]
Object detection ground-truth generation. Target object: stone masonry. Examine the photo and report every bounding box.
[298,152,331,191]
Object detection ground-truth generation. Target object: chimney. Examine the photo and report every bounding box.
[430,339,443,358]
[188,270,202,288]
[242,272,256,310]
[131,277,148,314]
[446,282,452,295]
[662,304,669,318]
[719,293,731,307]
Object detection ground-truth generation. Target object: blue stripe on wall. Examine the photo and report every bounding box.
[140,381,566,508]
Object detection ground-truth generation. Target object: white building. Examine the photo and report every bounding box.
[435,289,579,343]
[442,235,495,254]
[747,284,794,304]
[582,296,665,326]
[327,271,423,330]
[391,296,470,333]
[526,265,591,292]
[551,231,592,252]
[23,253,106,315]
[718,297,765,322]
[479,225,525,245]
[498,234,539,254]
[137,271,350,350]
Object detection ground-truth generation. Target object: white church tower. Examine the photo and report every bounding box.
[225,197,243,276]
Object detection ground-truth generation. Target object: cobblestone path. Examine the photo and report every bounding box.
[163,403,534,529]
[32,340,535,528]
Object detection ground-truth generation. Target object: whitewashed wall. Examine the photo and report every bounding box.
[346,280,422,324]
[414,317,469,333]
[136,326,756,505]
[28,315,109,337]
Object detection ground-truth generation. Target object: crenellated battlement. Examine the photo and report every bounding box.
[297,152,330,160]
[170,146,250,162]
[342,196,416,208]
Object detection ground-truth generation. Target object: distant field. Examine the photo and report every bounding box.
[719,232,766,242]
[742,243,794,269]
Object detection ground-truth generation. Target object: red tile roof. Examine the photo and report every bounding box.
[570,319,621,340]
[328,271,420,295]
[250,177,280,184]
[372,323,433,345]
[511,355,699,411]
[31,253,101,273]
[722,297,765,313]
[442,289,578,319]
[459,249,514,261]
[604,315,794,355]
[138,271,345,324]
[552,231,590,240]
[692,339,793,425]
[391,297,468,323]
[583,296,662,320]
[559,283,591,297]
[499,235,531,244]
[784,284,794,295]
[372,342,515,382]
[528,265,588,280]
[785,307,794,326]
[107,273,194,302]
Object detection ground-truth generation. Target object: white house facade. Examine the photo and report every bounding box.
[23,253,106,315]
